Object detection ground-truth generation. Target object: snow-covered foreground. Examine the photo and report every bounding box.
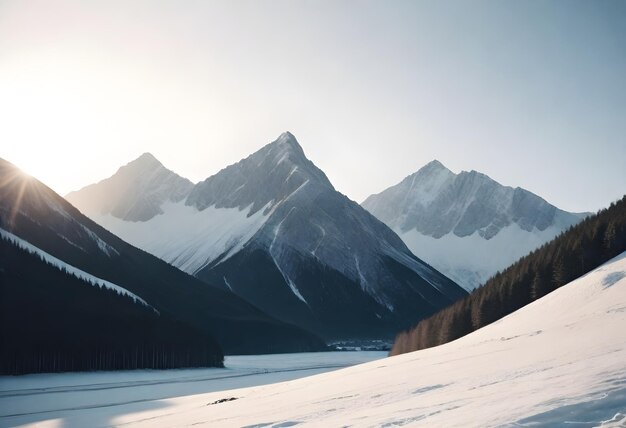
[0,352,384,427]
[4,254,626,427]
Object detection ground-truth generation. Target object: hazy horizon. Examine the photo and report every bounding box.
[1,0,624,212]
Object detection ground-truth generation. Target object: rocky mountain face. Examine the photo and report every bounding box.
[362,160,588,290]
[68,133,467,339]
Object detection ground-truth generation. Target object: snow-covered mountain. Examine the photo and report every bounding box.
[0,157,325,355]
[362,160,588,290]
[67,132,467,339]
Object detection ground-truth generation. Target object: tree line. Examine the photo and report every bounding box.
[391,195,626,356]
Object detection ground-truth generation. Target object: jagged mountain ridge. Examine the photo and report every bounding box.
[68,132,467,339]
[0,157,326,354]
[187,133,334,214]
[362,160,588,290]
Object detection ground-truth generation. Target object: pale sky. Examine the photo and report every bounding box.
[1,0,624,212]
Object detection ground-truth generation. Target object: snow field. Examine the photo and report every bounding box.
[104,252,626,427]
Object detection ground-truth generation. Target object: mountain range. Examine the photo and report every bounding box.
[0,157,326,365]
[67,132,467,340]
[362,160,588,290]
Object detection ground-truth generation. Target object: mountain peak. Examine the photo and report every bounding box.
[66,152,193,222]
[419,159,452,174]
[186,132,334,214]
[126,152,163,171]
[277,131,297,144]
[138,152,157,161]
[260,132,331,188]
[270,132,306,158]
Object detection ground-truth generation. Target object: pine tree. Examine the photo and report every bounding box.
[530,269,545,301]
[552,257,566,289]
[470,298,483,329]
[604,221,617,255]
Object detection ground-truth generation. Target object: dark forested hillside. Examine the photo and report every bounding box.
[0,236,224,374]
[391,195,626,356]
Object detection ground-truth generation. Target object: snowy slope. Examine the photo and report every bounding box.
[362,161,588,290]
[67,133,467,339]
[91,201,270,275]
[62,252,626,427]
[398,222,573,289]
[0,228,151,307]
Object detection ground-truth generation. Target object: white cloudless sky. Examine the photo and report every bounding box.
[0,0,624,212]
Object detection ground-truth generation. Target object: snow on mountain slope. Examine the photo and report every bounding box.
[91,201,270,275]
[67,132,467,339]
[399,222,571,289]
[0,227,151,307]
[94,252,626,427]
[362,161,588,290]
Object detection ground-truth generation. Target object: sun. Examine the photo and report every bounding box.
[0,53,101,195]
[0,159,36,227]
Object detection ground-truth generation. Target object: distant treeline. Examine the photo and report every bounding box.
[0,236,224,375]
[391,195,626,356]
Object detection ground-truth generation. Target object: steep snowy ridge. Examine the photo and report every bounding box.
[362,160,588,290]
[0,168,122,262]
[67,133,467,339]
[0,227,152,308]
[186,132,333,215]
